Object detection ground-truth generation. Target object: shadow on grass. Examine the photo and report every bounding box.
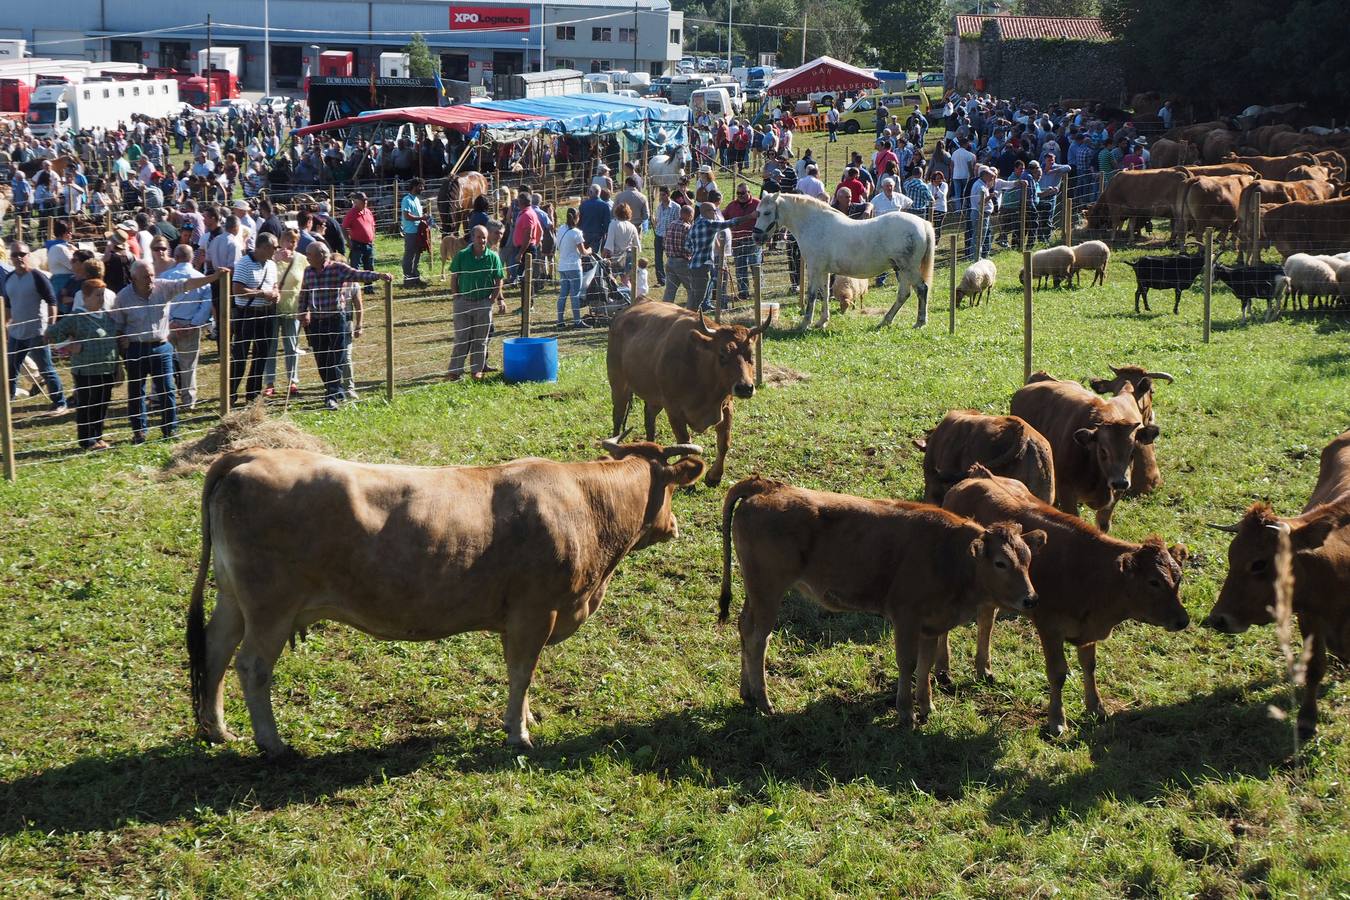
[0,682,1291,836]
[1301,349,1350,377]
[774,592,891,648]
[987,681,1291,824]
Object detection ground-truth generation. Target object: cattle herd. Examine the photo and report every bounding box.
[184,283,1350,758]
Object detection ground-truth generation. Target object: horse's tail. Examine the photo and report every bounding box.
[920,220,936,287]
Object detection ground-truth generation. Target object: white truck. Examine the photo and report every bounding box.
[27,78,181,137]
[197,47,240,76]
[0,39,27,63]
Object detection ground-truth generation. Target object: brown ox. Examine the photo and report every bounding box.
[1148,139,1199,169]
[1088,364,1175,498]
[940,468,1189,734]
[1236,180,1342,256]
[187,441,708,757]
[1247,125,1293,154]
[1177,173,1257,248]
[1259,197,1350,256]
[1266,132,1322,157]
[1283,165,1332,183]
[1204,431,1350,738]
[1225,153,1317,180]
[1084,169,1189,242]
[607,300,772,488]
[1011,373,1158,532]
[1312,150,1348,180]
[914,410,1055,505]
[719,477,1045,727]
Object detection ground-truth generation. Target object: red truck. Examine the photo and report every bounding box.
[0,78,33,113]
[104,66,239,108]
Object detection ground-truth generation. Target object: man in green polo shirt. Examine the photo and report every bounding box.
[446,225,506,382]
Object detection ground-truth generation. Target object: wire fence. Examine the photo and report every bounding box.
[3,161,1347,479]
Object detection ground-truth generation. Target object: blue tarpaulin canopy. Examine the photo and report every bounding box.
[474,94,687,147]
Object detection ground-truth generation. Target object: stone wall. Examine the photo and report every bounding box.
[943,18,1126,104]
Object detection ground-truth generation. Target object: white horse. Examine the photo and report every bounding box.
[647,153,686,188]
[752,193,935,329]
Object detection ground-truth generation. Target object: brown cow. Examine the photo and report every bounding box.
[1225,153,1317,180]
[1201,129,1239,164]
[1204,431,1350,738]
[1088,364,1175,498]
[1235,180,1341,257]
[1011,373,1158,532]
[1259,197,1350,256]
[1084,169,1189,241]
[1283,165,1332,183]
[1177,173,1257,248]
[719,477,1045,727]
[1148,139,1199,169]
[1247,124,1293,154]
[914,410,1055,505]
[187,441,708,756]
[607,300,772,488]
[940,468,1189,734]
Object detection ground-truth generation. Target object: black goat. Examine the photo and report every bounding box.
[1122,253,1207,314]
[1212,262,1287,324]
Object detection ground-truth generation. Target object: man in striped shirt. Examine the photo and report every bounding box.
[299,241,390,408]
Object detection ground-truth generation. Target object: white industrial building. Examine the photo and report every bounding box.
[2,0,684,90]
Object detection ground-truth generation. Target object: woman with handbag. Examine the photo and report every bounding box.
[262,226,307,398]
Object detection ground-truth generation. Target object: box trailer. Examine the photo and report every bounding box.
[197,48,240,76]
[318,51,354,78]
[495,68,584,100]
[378,53,410,78]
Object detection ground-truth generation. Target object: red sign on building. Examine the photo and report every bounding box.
[448,5,531,31]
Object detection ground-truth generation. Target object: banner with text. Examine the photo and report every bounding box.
[448,6,531,31]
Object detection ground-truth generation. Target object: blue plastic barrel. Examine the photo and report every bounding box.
[502,336,559,383]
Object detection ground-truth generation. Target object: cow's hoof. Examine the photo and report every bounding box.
[1297,719,1317,743]
[934,670,953,689]
[1042,721,1070,740]
[977,671,996,685]
[703,474,724,488]
[197,726,241,744]
[260,743,301,763]
[912,318,928,329]
[506,733,535,750]
[1084,705,1107,724]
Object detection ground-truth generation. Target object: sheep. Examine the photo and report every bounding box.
[831,275,870,313]
[954,259,997,307]
[1317,256,1350,306]
[1068,240,1112,287]
[1283,253,1339,310]
[1017,245,1076,289]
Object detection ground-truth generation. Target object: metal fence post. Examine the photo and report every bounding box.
[218,279,232,415]
[753,263,763,387]
[384,279,395,401]
[0,319,15,481]
[521,253,533,338]
[948,234,958,334]
[974,200,984,260]
[392,177,400,234]
[1251,197,1262,266]
[1063,192,1073,247]
[1019,181,1029,251]
[1203,227,1213,343]
[1022,249,1034,383]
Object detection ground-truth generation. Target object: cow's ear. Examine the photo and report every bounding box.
[1135,376,1153,397]
[1136,424,1160,445]
[690,329,715,345]
[968,536,985,558]
[1169,543,1190,564]
[912,438,928,452]
[1294,517,1337,552]
[1022,529,1048,553]
[1073,427,1098,447]
[1089,377,1112,394]
[667,456,707,486]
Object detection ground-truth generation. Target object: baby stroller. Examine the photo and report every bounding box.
[581,257,632,327]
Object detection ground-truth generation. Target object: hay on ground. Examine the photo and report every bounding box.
[161,400,330,477]
[762,364,810,386]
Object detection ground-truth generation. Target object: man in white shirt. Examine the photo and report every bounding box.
[795,164,829,202]
[967,167,1021,260]
[871,179,913,216]
[826,105,840,143]
[949,138,977,215]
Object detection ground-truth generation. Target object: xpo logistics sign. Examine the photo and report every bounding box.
[448,6,531,30]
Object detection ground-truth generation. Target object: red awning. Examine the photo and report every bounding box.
[765,56,880,97]
[293,105,546,137]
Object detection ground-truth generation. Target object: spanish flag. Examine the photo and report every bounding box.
[434,70,447,106]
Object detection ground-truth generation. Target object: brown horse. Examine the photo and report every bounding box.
[436,171,490,237]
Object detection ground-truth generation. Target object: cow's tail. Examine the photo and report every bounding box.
[187,452,247,730]
[720,477,773,624]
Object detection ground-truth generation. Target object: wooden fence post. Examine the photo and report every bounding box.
[521,253,533,338]
[948,234,959,334]
[753,263,763,387]
[384,279,395,401]
[218,280,232,415]
[1063,192,1073,247]
[47,216,55,240]
[1022,249,1034,383]
[974,199,985,260]
[0,320,15,481]
[1203,227,1213,343]
[1251,196,1262,266]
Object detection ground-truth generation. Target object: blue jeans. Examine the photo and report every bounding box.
[557,270,584,324]
[7,334,66,407]
[305,311,350,401]
[733,241,760,299]
[349,240,375,276]
[124,340,177,436]
[967,207,993,260]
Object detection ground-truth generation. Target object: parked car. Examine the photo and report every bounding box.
[835,92,913,135]
[257,95,288,113]
[914,72,945,89]
[208,97,254,116]
[677,57,696,73]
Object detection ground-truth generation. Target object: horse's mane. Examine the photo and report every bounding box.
[770,192,831,210]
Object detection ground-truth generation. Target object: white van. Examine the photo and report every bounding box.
[690,86,734,119]
[708,81,745,113]
[582,73,613,94]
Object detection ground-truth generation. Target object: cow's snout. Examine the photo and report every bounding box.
[734,383,755,399]
[1110,477,1130,491]
[1202,612,1233,633]
[1169,612,1190,632]
[1020,593,1038,611]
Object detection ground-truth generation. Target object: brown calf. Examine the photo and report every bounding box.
[1088,364,1176,498]
[719,477,1045,727]
[914,410,1055,505]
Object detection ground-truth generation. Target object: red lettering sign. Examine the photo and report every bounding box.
[448,5,530,31]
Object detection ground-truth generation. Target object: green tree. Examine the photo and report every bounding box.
[404,32,436,78]
[1016,0,1099,14]
[865,0,944,71]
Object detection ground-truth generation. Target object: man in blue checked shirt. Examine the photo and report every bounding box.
[163,245,216,412]
[685,202,754,312]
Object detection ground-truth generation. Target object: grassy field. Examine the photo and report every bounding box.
[3,224,1350,897]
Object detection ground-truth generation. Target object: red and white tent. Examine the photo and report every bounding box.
[765,56,880,97]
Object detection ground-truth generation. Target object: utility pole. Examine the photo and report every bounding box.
[727,0,733,74]
[206,13,212,80]
[800,3,807,65]
[633,0,639,75]
[264,0,271,95]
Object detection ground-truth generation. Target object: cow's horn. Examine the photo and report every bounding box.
[1144,371,1176,384]
[599,428,634,454]
[662,443,704,461]
[1265,521,1291,535]
[1206,522,1242,533]
[697,309,717,335]
[750,304,777,335]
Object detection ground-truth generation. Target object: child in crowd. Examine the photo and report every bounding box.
[635,257,651,302]
[44,280,119,451]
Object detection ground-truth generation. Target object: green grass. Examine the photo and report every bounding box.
[3,234,1350,897]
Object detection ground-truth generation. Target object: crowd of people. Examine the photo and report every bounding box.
[1,84,1161,449]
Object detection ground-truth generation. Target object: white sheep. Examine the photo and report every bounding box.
[955,258,997,306]
[1069,240,1112,287]
[1317,256,1350,303]
[1018,245,1076,289]
[831,275,870,313]
[1283,253,1339,310]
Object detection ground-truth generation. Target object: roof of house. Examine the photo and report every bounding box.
[953,15,1112,41]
